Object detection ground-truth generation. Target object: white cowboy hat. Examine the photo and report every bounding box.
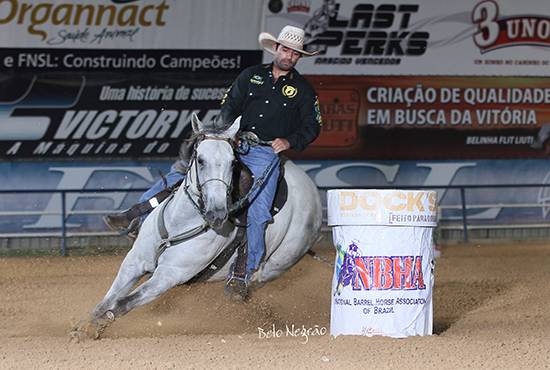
[259,25,319,57]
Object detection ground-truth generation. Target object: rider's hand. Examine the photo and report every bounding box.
[272,138,290,154]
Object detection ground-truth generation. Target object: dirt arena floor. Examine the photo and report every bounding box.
[1,241,550,369]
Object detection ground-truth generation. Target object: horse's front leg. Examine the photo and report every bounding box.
[71,243,154,340]
[107,239,222,319]
[106,264,183,318]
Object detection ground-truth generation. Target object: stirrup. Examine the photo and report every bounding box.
[224,275,249,302]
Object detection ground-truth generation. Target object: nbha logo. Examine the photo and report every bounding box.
[338,190,436,213]
[337,254,426,293]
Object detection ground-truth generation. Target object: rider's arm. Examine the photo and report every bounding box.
[220,67,252,125]
[286,89,322,151]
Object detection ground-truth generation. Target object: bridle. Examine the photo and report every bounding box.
[183,131,279,221]
[183,134,236,217]
[151,127,280,270]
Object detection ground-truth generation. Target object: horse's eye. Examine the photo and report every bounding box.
[197,157,204,166]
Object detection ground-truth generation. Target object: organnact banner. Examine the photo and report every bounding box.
[0,0,264,50]
[262,0,550,75]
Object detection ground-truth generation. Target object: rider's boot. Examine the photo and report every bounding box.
[103,181,181,238]
[104,138,193,239]
[224,214,250,301]
[224,162,254,300]
[103,206,142,232]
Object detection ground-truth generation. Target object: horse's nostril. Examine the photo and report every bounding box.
[205,209,225,220]
[204,209,227,229]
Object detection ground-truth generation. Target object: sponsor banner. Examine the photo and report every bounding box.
[327,189,437,227]
[2,0,549,75]
[3,73,548,160]
[0,1,266,159]
[329,224,433,337]
[0,159,549,234]
[0,0,264,50]
[263,0,550,75]
[309,88,359,147]
[0,48,259,72]
[299,75,550,160]
[0,69,265,158]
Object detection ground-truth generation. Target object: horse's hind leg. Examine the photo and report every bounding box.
[257,238,306,283]
[259,220,319,283]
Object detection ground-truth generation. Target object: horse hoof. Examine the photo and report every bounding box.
[69,321,100,342]
[69,328,85,343]
[69,316,111,341]
[224,278,249,302]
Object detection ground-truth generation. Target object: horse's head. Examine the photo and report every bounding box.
[190,113,240,230]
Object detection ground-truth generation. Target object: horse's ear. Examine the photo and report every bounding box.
[191,112,203,134]
[221,116,241,139]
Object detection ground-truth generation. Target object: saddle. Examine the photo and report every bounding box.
[189,157,288,283]
[233,157,288,221]
[271,158,288,216]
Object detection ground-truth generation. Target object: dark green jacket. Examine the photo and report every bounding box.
[221,63,322,151]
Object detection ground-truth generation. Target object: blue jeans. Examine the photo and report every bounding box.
[238,146,280,275]
[139,162,186,203]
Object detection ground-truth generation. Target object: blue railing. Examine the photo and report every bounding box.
[1,183,549,255]
[0,188,147,256]
[317,183,550,244]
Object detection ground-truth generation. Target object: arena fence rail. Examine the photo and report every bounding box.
[1,184,549,255]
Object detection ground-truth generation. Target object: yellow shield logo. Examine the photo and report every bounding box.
[282,85,298,98]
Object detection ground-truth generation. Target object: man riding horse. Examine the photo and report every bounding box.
[104,25,322,298]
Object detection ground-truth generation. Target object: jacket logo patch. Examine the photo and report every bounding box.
[282,85,297,98]
[250,74,264,85]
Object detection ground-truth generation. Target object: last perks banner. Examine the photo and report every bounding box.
[263,0,550,76]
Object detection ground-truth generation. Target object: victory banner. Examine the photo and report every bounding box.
[0,70,254,158]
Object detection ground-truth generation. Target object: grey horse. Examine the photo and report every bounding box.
[72,113,322,340]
